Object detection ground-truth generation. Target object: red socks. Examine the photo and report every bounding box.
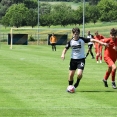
[104,71,111,80]
[111,70,116,81]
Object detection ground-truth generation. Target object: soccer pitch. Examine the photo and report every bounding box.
[0,44,117,117]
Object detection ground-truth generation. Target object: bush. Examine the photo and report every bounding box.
[29,35,35,41]
[1,39,7,42]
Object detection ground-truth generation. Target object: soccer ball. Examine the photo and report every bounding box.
[67,85,75,93]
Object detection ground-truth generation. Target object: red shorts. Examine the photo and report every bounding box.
[95,46,103,54]
[104,57,116,67]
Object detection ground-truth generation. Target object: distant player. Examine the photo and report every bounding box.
[102,28,117,89]
[61,27,108,91]
[50,33,57,51]
[85,31,95,59]
[94,31,105,63]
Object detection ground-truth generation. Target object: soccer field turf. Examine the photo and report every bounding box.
[0,44,117,117]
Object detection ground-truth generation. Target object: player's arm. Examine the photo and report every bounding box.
[61,48,67,60]
[90,38,108,47]
[113,46,117,51]
[50,37,52,43]
[61,40,70,60]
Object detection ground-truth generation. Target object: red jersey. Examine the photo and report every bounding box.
[102,38,117,60]
[94,35,104,46]
[94,35,104,53]
[94,35,104,41]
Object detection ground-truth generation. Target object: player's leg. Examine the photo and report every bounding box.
[54,44,56,51]
[96,52,100,63]
[68,59,77,85]
[103,57,116,88]
[99,46,103,63]
[103,57,112,87]
[103,66,112,87]
[52,43,56,51]
[74,59,85,88]
[74,69,83,88]
[111,63,117,89]
[51,44,54,51]
[85,45,90,58]
[95,46,100,63]
[89,44,95,59]
[68,70,75,85]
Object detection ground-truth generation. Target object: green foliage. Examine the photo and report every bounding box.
[24,0,37,9]
[40,2,51,14]
[86,5,100,24]
[88,0,100,5]
[97,0,117,22]
[25,8,38,28]
[0,0,12,19]
[29,35,35,41]
[1,0,117,27]
[2,3,29,27]
[74,6,83,25]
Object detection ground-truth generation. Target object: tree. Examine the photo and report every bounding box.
[86,5,100,24]
[39,3,51,15]
[40,13,53,27]
[73,7,83,26]
[39,3,52,27]
[1,15,9,28]
[88,0,100,5]
[1,3,28,27]
[0,0,12,20]
[24,0,37,9]
[97,0,117,22]
[11,0,24,4]
[73,5,91,26]
[26,8,38,28]
[51,3,72,26]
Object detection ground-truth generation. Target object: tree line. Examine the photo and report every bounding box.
[0,0,117,28]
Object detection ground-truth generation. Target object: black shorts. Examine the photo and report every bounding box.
[69,58,85,70]
[51,43,56,46]
[88,44,93,49]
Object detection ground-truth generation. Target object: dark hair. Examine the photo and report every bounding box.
[110,28,117,35]
[95,31,98,34]
[72,27,80,34]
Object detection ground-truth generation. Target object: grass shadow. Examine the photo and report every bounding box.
[77,90,116,92]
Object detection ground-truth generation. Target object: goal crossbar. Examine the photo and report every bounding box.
[10,28,40,49]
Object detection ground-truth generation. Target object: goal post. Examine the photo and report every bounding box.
[10,28,39,49]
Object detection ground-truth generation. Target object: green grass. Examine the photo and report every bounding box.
[1,22,117,42]
[0,44,117,117]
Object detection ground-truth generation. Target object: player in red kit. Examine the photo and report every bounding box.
[102,28,117,89]
[94,31,105,63]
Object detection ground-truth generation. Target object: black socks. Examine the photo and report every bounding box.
[74,79,81,88]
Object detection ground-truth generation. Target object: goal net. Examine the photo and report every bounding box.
[10,27,72,49]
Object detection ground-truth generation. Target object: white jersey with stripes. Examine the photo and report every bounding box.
[65,37,91,59]
[87,34,93,45]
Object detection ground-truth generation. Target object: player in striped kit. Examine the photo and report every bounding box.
[61,27,108,91]
[85,31,95,59]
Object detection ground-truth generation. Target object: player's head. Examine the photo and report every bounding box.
[72,28,80,39]
[87,31,90,35]
[95,31,98,35]
[110,28,117,39]
[72,27,80,35]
